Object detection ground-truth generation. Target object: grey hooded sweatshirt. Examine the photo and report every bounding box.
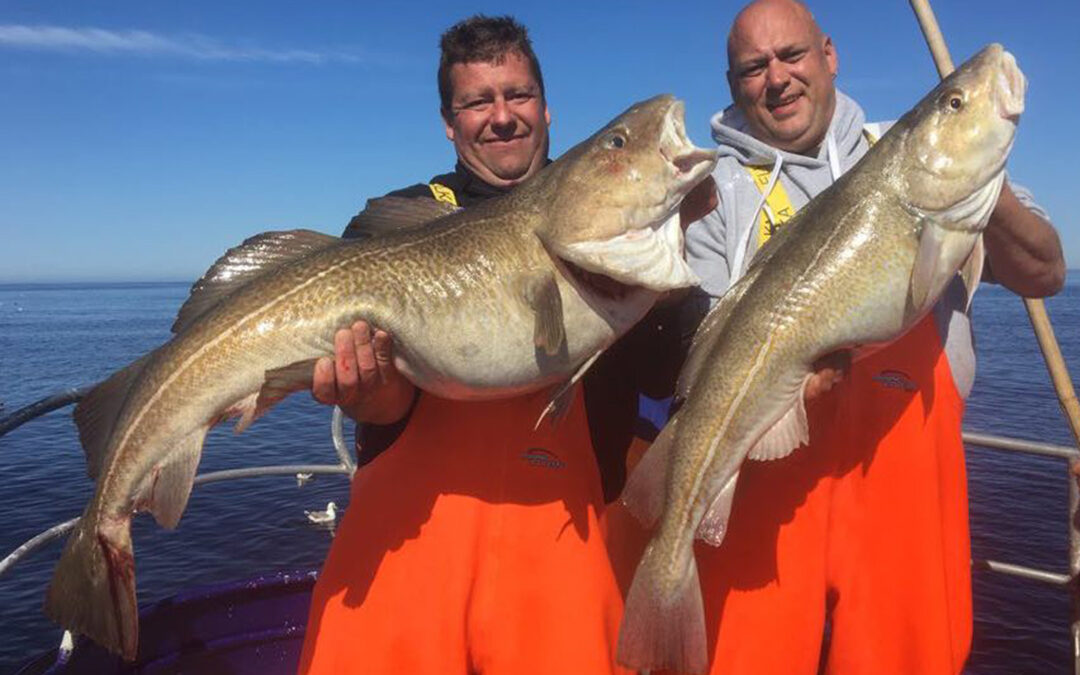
[684,90,1050,398]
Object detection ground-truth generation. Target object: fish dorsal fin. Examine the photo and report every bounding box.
[620,416,677,529]
[695,470,739,546]
[521,269,565,357]
[349,196,461,236]
[747,373,811,461]
[74,353,153,480]
[172,229,340,334]
[134,426,208,529]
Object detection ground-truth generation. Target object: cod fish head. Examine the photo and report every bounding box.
[537,95,717,292]
[899,43,1024,229]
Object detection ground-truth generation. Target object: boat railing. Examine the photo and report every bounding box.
[1,391,1078,672]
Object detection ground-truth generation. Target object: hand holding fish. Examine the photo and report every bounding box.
[312,320,415,424]
[805,351,852,402]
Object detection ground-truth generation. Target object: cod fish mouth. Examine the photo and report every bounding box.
[996,48,1025,120]
[660,100,718,181]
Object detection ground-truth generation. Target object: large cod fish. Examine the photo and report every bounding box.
[617,45,1025,672]
[45,95,717,659]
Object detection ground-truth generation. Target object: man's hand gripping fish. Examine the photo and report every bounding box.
[617,45,1026,673]
[44,95,718,660]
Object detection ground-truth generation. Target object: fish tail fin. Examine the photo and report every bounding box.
[45,512,138,660]
[617,544,708,673]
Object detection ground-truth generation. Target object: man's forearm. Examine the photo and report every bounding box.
[983,184,1065,297]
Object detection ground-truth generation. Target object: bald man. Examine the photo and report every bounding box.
[669,1,1064,673]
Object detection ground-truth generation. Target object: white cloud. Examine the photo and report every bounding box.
[0,25,365,64]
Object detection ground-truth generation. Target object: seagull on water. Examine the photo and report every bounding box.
[306,501,338,525]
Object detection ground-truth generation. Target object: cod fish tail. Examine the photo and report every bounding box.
[618,542,708,674]
[45,511,138,660]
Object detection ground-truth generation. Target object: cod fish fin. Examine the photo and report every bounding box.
[521,269,565,356]
[910,223,982,317]
[349,195,461,236]
[695,471,739,547]
[910,221,948,313]
[534,349,604,429]
[227,359,319,434]
[620,418,677,529]
[960,234,985,312]
[74,354,153,480]
[45,512,138,660]
[135,426,208,529]
[747,374,810,461]
[173,230,340,334]
[618,547,708,674]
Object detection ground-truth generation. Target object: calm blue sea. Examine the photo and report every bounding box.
[0,279,1077,674]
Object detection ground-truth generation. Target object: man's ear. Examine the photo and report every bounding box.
[726,69,737,103]
[442,108,455,142]
[823,35,838,77]
[544,104,551,128]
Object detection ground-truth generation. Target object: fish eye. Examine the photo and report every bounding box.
[942,89,964,112]
[604,133,627,149]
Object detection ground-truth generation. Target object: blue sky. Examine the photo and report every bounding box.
[1,1,1077,282]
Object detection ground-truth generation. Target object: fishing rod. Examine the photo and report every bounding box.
[908,0,1080,452]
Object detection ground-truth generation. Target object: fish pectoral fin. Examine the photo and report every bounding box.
[959,234,985,312]
[173,230,340,334]
[746,374,811,461]
[910,222,980,317]
[229,359,319,434]
[350,195,461,235]
[695,470,739,547]
[620,417,677,529]
[521,270,565,356]
[135,426,207,529]
[534,349,604,429]
[74,353,154,481]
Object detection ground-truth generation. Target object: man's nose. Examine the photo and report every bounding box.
[765,60,790,89]
[489,98,516,134]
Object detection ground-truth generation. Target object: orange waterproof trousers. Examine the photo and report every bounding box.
[299,387,631,675]
[611,315,972,675]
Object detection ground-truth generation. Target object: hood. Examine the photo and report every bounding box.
[710,90,869,175]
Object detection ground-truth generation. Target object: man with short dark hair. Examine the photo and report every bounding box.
[671,1,1063,673]
[299,16,647,674]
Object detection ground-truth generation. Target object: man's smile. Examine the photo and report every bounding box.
[766,92,803,117]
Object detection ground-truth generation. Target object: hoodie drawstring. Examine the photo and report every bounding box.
[733,131,845,278]
[732,150,783,279]
[826,131,842,182]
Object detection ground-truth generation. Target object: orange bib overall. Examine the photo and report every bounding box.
[681,314,972,674]
[299,388,631,675]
